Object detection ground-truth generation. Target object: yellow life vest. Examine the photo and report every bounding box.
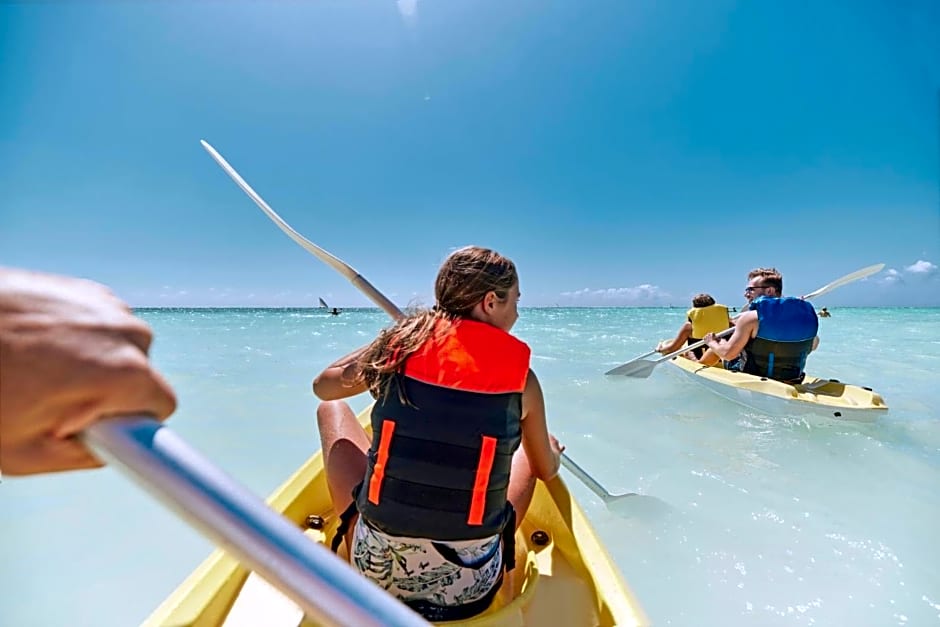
[687,304,731,339]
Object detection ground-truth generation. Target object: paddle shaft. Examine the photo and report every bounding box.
[653,326,735,365]
[800,263,884,300]
[604,327,735,376]
[200,140,402,319]
[83,418,429,627]
[560,453,634,501]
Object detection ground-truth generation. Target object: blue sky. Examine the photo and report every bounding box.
[1,1,938,307]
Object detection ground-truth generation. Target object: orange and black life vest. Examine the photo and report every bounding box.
[355,319,531,541]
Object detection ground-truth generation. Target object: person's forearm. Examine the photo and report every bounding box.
[706,339,738,361]
[312,346,369,400]
[323,346,369,370]
[658,337,685,354]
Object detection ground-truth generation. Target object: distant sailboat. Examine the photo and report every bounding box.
[318,297,329,309]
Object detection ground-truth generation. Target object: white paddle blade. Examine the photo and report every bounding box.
[603,349,658,376]
[605,493,673,520]
[605,359,659,377]
[200,140,404,320]
[801,263,884,300]
[199,141,352,279]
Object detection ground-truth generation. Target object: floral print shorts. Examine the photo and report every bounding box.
[350,515,503,610]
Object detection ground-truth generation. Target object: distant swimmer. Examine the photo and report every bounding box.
[818,307,831,318]
[330,307,341,316]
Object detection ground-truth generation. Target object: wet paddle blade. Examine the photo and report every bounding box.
[801,263,884,300]
[605,358,659,378]
[602,349,658,376]
[604,494,673,520]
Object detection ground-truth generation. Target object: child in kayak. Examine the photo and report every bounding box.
[312,245,564,621]
[656,293,731,359]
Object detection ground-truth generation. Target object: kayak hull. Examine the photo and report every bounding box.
[666,356,887,421]
[145,406,646,626]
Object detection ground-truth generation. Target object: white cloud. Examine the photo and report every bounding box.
[905,259,937,275]
[879,268,903,285]
[560,284,672,306]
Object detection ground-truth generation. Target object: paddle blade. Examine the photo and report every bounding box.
[801,263,884,300]
[604,494,673,520]
[603,349,657,375]
[605,358,659,378]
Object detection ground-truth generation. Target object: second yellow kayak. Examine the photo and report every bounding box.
[667,356,887,420]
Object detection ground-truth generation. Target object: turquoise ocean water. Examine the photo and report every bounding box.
[2,307,939,626]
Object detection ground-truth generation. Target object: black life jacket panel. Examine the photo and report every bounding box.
[356,319,531,541]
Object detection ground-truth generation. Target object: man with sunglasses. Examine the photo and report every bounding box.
[695,268,819,383]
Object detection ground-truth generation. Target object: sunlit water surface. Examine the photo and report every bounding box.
[3,307,938,626]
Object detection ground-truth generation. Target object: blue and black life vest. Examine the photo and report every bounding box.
[743,296,818,382]
[356,319,531,541]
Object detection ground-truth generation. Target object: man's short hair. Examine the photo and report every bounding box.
[692,293,716,307]
[748,267,783,294]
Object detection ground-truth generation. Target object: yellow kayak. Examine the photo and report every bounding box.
[145,406,647,626]
[667,356,888,420]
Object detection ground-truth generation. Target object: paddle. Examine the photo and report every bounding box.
[200,140,401,320]
[560,454,635,503]
[606,349,659,376]
[82,417,429,627]
[605,328,735,378]
[200,139,646,512]
[605,263,885,378]
[799,263,884,300]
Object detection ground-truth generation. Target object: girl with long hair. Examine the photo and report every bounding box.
[313,245,563,621]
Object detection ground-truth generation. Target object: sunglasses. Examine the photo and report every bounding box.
[744,284,769,293]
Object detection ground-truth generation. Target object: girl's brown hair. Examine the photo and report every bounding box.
[357,246,518,400]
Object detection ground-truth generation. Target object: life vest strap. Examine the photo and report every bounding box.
[468,436,497,525]
[367,419,396,505]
